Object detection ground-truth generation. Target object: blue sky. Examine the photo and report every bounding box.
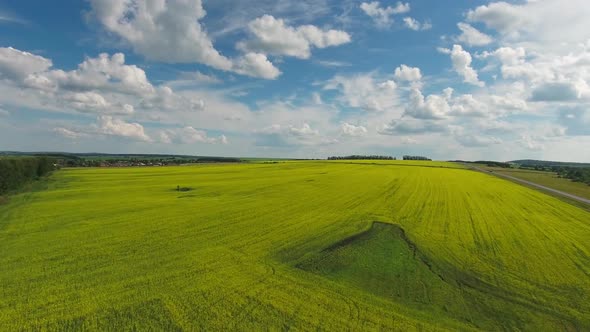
[0,0,589,161]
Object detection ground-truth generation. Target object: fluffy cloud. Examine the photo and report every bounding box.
[89,1,286,79]
[204,0,333,38]
[176,71,221,85]
[88,0,232,70]
[140,86,205,112]
[452,127,501,147]
[490,94,528,113]
[403,17,431,31]
[379,117,446,135]
[53,127,87,139]
[0,47,52,81]
[404,87,490,119]
[289,123,319,137]
[530,82,581,102]
[449,94,488,117]
[379,85,497,147]
[466,0,590,49]
[394,64,422,82]
[341,123,367,137]
[479,47,551,82]
[159,126,228,144]
[0,48,209,118]
[479,45,590,103]
[404,88,450,119]
[324,73,399,112]
[97,115,151,142]
[455,134,502,147]
[61,91,134,115]
[439,45,484,87]
[466,2,523,38]
[233,52,281,79]
[518,134,545,151]
[49,53,154,95]
[456,23,493,46]
[4,1,590,160]
[479,46,527,69]
[3,51,156,97]
[379,80,397,90]
[52,116,154,142]
[256,122,326,147]
[360,1,410,28]
[237,15,350,59]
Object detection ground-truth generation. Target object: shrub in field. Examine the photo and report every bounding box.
[176,185,192,192]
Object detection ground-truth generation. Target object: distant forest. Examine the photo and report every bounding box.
[511,160,590,185]
[59,156,241,167]
[521,165,590,186]
[0,156,55,194]
[452,160,512,168]
[511,159,590,168]
[328,155,396,160]
[555,167,590,185]
[327,155,432,161]
[0,152,241,168]
[402,155,432,161]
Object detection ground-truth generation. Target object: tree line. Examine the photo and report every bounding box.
[0,156,55,194]
[549,167,590,186]
[474,161,511,168]
[402,155,431,161]
[328,155,396,160]
[59,156,241,167]
[517,163,590,186]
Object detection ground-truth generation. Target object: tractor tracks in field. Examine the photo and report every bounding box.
[228,259,277,327]
[336,290,362,329]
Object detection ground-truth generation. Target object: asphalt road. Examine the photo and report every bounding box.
[467,165,590,206]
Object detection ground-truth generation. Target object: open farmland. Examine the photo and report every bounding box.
[1,161,589,330]
[478,166,590,201]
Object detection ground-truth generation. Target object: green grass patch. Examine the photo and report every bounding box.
[298,222,444,302]
[298,222,588,330]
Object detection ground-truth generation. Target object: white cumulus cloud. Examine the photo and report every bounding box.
[88,0,232,70]
[405,88,450,119]
[324,73,399,112]
[97,115,151,142]
[160,126,228,144]
[237,15,351,59]
[394,64,422,82]
[0,47,52,81]
[403,17,431,31]
[360,1,410,28]
[233,52,281,79]
[61,91,134,115]
[53,127,87,139]
[466,0,590,53]
[439,45,484,87]
[456,23,493,46]
[341,123,368,137]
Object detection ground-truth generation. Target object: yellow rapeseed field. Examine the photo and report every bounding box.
[1,161,589,330]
